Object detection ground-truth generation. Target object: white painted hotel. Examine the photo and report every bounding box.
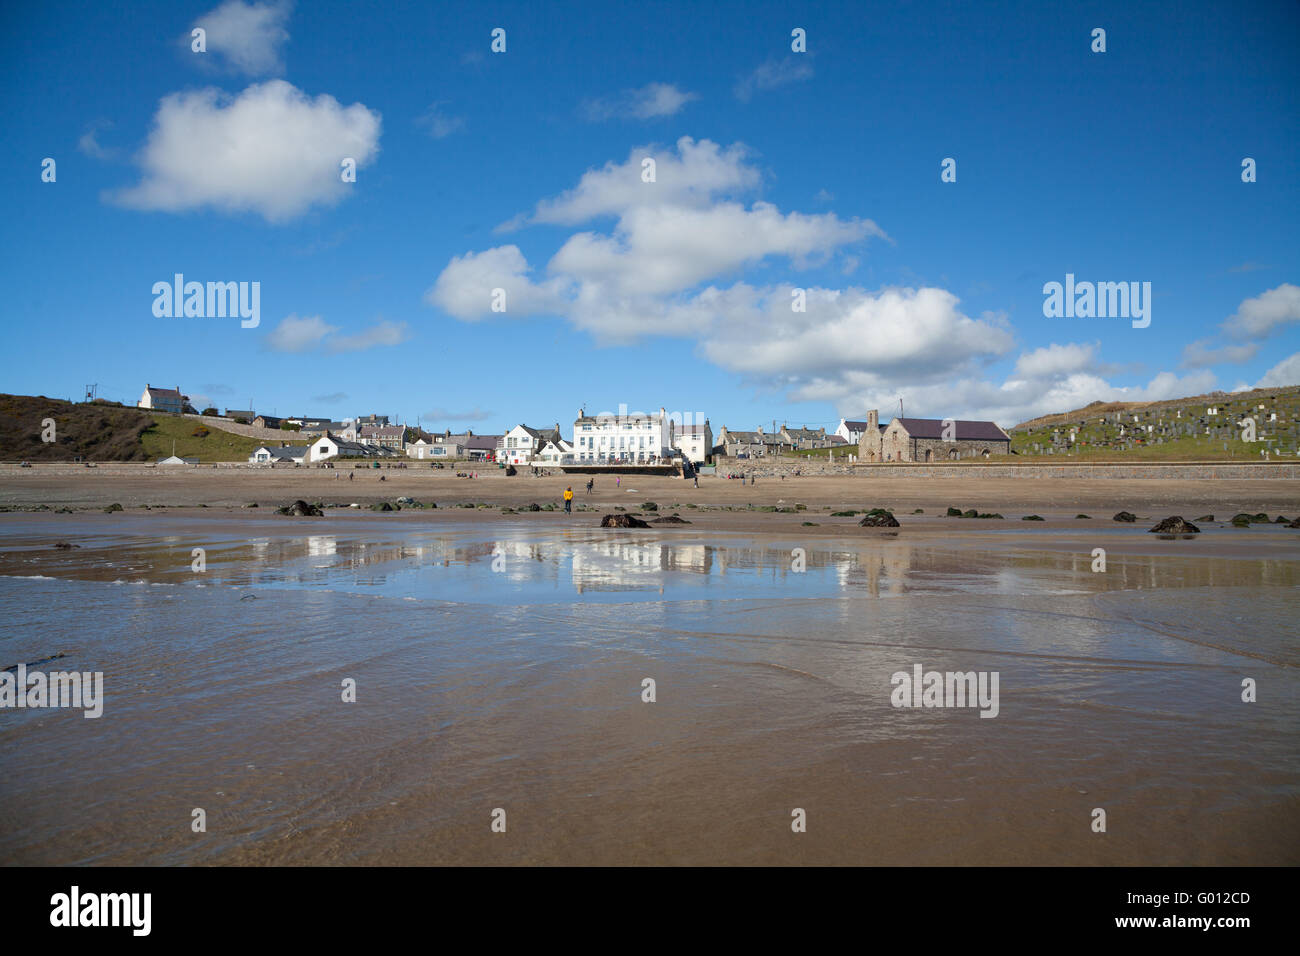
[572,407,677,464]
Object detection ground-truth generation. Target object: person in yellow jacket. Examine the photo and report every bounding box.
[563,486,574,514]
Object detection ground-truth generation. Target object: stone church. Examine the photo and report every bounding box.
[857,410,1012,462]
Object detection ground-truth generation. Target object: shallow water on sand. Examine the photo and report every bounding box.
[1,515,1296,865]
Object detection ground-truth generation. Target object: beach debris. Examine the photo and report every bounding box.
[859,509,900,528]
[601,513,651,528]
[1149,516,1200,534]
[1112,511,1137,522]
[277,500,324,516]
[103,503,123,513]
[52,541,80,549]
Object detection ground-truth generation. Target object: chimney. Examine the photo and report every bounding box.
[757,425,764,435]
[868,409,878,431]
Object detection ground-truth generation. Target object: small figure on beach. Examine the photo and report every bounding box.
[586,478,594,494]
[693,474,699,488]
[563,486,573,513]
[616,476,621,488]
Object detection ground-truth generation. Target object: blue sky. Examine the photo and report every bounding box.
[2,0,1297,435]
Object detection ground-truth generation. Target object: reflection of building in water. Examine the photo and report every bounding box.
[306,535,337,558]
[570,539,668,592]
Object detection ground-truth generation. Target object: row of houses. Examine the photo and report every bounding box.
[142,382,1008,467]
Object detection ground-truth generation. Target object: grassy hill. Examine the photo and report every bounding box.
[1006,385,1300,461]
[0,393,268,462]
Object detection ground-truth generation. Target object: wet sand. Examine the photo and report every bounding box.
[0,502,1296,866]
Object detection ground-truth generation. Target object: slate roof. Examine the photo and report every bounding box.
[893,418,1010,441]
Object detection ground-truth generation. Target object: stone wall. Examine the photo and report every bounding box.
[852,462,1300,479]
[181,413,299,442]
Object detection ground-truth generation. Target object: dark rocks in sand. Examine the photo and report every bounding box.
[859,509,900,528]
[53,541,80,549]
[650,515,691,524]
[946,507,962,517]
[1273,515,1289,523]
[1230,512,1269,526]
[369,502,394,512]
[1288,517,1300,529]
[601,513,651,528]
[961,509,979,518]
[1022,515,1045,521]
[1194,514,1213,522]
[278,499,324,516]
[1149,516,1200,534]
[1112,511,1137,523]
[103,503,123,513]
[1076,514,1091,519]
[243,502,259,508]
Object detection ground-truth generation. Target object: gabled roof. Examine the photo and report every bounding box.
[892,418,1010,441]
[465,435,501,450]
[842,420,869,430]
[146,386,183,399]
[678,424,710,435]
[360,424,405,438]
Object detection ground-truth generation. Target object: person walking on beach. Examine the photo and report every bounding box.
[616,475,621,488]
[693,473,699,488]
[586,478,594,494]
[563,486,573,514]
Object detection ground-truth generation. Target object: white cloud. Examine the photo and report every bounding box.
[191,0,292,76]
[77,121,117,160]
[581,83,698,121]
[416,102,464,138]
[1256,352,1300,388]
[426,137,1221,423]
[327,320,409,353]
[425,245,570,320]
[109,80,381,222]
[265,314,336,352]
[1222,283,1300,339]
[265,315,407,353]
[734,57,813,102]
[514,137,763,228]
[1180,338,1260,368]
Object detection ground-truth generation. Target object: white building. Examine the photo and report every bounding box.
[835,417,871,444]
[310,433,380,463]
[137,384,187,414]
[407,438,465,460]
[672,419,713,464]
[572,407,676,464]
[249,445,310,464]
[502,424,561,465]
[535,438,574,465]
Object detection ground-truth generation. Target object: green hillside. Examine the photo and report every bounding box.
[0,393,266,462]
[1007,385,1300,461]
